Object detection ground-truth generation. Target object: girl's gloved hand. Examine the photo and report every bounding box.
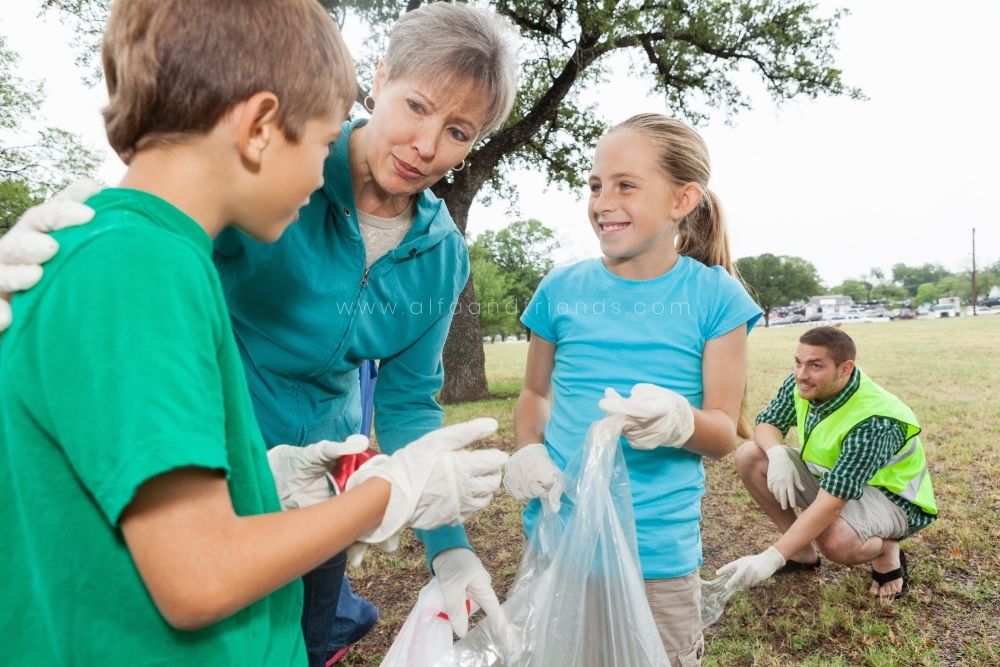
[599,383,695,449]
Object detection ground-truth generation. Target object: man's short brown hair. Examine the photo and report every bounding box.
[101,0,355,162]
[799,326,857,366]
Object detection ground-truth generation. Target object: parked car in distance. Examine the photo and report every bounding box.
[844,309,868,321]
[979,297,1000,308]
[931,303,961,318]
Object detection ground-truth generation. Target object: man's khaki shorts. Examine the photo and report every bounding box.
[780,445,908,542]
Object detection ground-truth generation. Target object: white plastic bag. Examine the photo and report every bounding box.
[435,416,668,667]
[381,579,454,667]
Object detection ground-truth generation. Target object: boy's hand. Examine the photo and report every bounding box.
[345,418,507,556]
[599,383,695,449]
[0,179,101,331]
[502,443,565,511]
[267,436,370,510]
[432,548,508,638]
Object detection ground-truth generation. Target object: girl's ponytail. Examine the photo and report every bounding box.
[613,114,752,438]
[676,188,737,277]
[677,189,753,439]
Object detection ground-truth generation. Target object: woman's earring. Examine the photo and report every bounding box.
[363,95,375,113]
[452,160,466,172]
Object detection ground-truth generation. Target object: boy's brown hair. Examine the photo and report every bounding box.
[102,0,356,162]
[799,326,857,366]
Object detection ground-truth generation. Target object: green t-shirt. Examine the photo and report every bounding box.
[0,189,306,666]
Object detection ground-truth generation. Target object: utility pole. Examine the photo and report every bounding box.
[971,227,977,316]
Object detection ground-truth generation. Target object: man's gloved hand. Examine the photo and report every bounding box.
[502,443,565,511]
[345,418,507,565]
[266,435,370,510]
[0,179,101,331]
[716,546,786,592]
[598,383,695,450]
[432,548,509,638]
[765,446,805,510]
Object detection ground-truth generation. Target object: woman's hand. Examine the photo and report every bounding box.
[0,179,101,330]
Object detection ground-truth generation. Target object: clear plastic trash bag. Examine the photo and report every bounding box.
[434,416,669,667]
[699,573,736,628]
[381,579,455,667]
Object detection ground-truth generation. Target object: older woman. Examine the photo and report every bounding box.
[0,4,519,666]
[215,4,518,664]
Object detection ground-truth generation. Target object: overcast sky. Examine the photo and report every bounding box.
[4,1,997,287]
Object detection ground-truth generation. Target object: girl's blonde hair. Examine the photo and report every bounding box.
[611,113,753,438]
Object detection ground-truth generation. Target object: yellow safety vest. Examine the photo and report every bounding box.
[794,369,937,515]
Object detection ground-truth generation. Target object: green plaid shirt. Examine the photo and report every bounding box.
[756,370,936,534]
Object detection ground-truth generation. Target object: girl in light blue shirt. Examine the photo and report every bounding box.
[506,114,761,666]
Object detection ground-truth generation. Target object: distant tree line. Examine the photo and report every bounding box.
[737,253,1000,326]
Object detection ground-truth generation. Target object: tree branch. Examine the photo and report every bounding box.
[495,4,557,38]
[458,31,606,198]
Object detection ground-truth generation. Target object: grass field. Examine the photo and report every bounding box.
[343,317,1000,666]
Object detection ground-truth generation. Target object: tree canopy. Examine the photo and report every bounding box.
[473,219,558,325]
[831,267,906,303]
[468,243,519,338]
[0,35,101,232]
[890,262,953,297]
[736,253,822,326]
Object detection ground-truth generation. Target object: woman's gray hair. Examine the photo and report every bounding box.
[383,2,519,138]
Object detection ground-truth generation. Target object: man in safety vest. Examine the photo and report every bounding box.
[717,326,937,600]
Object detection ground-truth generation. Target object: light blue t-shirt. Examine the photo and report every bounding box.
[520,256,762,578]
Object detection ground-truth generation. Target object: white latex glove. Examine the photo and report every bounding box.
[0,179,101,331]
[345,418,507,565]
[266,435,370,510]
[502,443,565,511]
[765,446,805,510]
[432,548,509,638]
[716,546,786,592]
[598,383,695,450]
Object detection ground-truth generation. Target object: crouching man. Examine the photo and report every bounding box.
[718,326,937,600]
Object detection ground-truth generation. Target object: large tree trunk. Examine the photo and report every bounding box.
[432,33,602,404]
[441,277,489,403]
[437,183,489,403]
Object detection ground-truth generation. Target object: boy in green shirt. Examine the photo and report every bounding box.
[0,1,506,664]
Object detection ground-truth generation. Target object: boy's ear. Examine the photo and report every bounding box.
[234,92,281,168]
[671,183,703,221]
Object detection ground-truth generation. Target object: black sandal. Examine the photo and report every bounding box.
[871,550,909,599]
[775,558,821,575]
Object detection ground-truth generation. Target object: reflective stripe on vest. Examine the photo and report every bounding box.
[793,369,937,515]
